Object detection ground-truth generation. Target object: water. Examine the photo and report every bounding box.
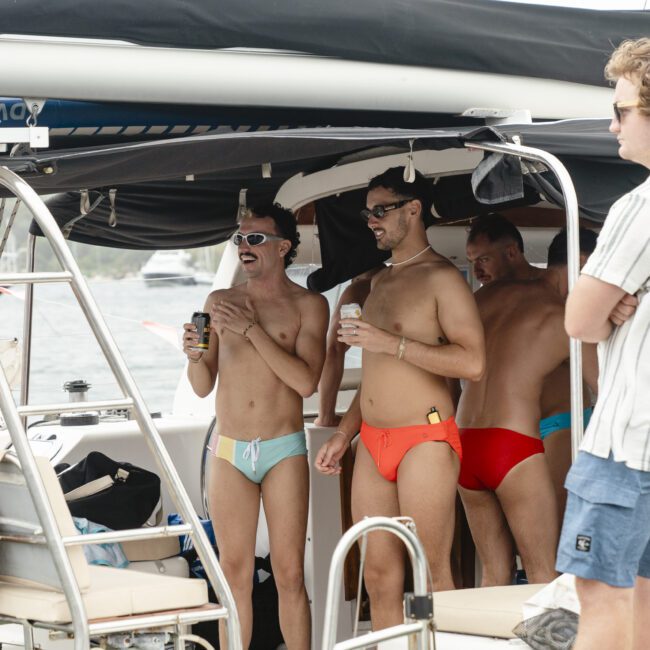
[1,278,210,413]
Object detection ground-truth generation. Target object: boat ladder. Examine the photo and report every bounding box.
[0,165,242,649]
[322,516,436,650]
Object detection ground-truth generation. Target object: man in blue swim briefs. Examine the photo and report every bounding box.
[316,167,485,631]
[183,203,328,650]
[466,215,598,519]
[558,38,650,650]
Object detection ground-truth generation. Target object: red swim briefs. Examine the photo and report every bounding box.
[360,417,462,482]
[458,427,544,491]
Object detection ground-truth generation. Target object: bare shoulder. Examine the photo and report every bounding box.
[370,266,389,288]
[294,287,329,330]
[423,256,470,291]
[341,276,374,305]
[298,287,328,312]
[204,283,245,308]
[204,287,230,310]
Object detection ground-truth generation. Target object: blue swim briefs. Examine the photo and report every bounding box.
[211,430,307,484]
[556,451,650,587]
[539,407,593,441]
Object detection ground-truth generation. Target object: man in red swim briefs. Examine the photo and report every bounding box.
[315,166,485,631]
[466,214,598,521]
[456,227,598,587]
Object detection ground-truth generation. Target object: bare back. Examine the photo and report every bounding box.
[208,282,318,439]
[360,254,458,427]
[457,279,568,437]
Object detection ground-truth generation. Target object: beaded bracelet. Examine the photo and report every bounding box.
[242,320,258,341]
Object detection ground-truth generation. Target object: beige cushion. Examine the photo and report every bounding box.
[0,457,90,591]
[435,584,545,638]
[0,565,208,623]
[122,536,180,562]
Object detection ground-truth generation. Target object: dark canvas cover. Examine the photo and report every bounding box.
[2,0,649,88]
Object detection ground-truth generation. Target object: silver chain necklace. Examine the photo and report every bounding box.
[385,245,431,267]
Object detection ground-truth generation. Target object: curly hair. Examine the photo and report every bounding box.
[367,166,434,228]
[249,203,300,268]
[605,37,650,117]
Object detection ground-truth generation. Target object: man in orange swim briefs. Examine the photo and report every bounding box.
[456,227,598,587]
[315,166,485,631]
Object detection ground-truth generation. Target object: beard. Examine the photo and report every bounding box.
[377,213,408,251]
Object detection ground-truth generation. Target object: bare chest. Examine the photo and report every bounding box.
[219,298,301,353]
[364,272,441,340]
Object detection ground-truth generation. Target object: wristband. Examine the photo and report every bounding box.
[396,336,406,361]
[242,320,257,341]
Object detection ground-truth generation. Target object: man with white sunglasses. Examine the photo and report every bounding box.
[183,203,328,650]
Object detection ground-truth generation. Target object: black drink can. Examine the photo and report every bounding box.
[191,311,211,351]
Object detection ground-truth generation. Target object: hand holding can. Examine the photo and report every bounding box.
[190,311,211,351]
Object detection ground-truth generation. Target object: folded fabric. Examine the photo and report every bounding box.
[523,573,580,619]
[72,516,129,568]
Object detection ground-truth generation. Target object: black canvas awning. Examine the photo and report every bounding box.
[7,120,641,253]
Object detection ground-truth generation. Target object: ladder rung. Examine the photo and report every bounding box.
[0,271,73,285]
[61,524,193,547]
[86,604,229,636]
[17,398,134,417]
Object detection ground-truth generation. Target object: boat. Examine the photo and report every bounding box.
[140,250,197,286]
[1,1,649,648]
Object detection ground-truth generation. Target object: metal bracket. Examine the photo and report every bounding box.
[0,127,49,153]
[404,592,434,620]
[461,107,532,126]
[23,99,46,126]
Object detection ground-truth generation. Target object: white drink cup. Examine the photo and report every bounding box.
[340,303,362,325]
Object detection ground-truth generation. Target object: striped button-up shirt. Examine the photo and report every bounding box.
[580,175,650,471]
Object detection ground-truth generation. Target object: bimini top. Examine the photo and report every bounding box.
[2,120,642,257]
[2,0,649,89]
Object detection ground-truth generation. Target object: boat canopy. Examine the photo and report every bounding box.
[4,119,642,290]
[2,0,649,89]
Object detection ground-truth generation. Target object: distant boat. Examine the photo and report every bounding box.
[140,250,196,286]
[192,271,214,286]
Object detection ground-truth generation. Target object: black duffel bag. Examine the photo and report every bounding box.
[57,451,161,530]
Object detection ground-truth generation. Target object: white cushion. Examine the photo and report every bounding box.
[122,536,180,562]
[127,557,189,578]
[0,565,208,623]
[0,457,90,591]
[434,584,545,638]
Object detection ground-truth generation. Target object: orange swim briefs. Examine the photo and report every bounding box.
[360,417,462,482]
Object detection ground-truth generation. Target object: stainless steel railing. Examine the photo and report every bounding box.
[322,516,435,650]
[466,141,584,460]
[0,165,242,650]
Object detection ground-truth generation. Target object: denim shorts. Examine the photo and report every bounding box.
[556,451,650,587]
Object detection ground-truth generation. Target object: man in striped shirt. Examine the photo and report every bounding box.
[556,38,650,650]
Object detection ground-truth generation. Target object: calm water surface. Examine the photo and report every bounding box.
[2,279,210,413]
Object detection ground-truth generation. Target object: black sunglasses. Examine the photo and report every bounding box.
[232,231,284,246]
[360,199,413,221]
[613,100,639,122]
